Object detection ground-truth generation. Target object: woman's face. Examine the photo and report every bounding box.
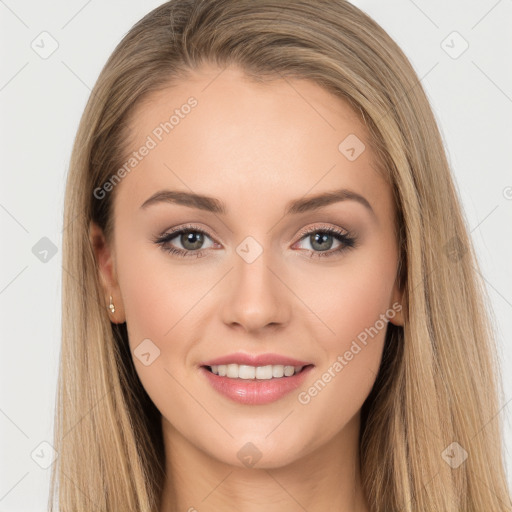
[93,64,403,469]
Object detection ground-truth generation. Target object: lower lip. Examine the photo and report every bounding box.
[200,365,314,405]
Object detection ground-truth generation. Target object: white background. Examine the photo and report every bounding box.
[0,1,511,509]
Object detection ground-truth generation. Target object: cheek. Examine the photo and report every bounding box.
[291,241,398,434]
[298,243,397,354]
[329,263,393,349]
[115,231,205,348]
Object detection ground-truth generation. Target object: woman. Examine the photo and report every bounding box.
[50,1,511,510]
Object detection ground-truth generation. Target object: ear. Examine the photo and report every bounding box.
[388,278,405,327]
[89,221,125,324]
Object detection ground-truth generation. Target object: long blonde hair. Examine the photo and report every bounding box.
[51,1,511,510]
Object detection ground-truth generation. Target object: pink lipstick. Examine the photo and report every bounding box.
[199,352,314,405]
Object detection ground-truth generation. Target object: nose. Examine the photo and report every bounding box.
[220,247,291,334]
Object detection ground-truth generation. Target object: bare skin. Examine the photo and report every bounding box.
[90,63,403,512]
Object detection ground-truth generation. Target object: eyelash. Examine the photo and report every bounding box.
[152,223,357,260]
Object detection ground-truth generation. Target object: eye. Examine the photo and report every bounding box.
[153,224,217,259]
[293,225,356,258]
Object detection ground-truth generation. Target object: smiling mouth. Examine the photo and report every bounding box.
[203,363,314,380]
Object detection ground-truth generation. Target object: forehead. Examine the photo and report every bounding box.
[114,64,390,219]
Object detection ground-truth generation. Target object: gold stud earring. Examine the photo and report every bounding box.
[108,295,115,314]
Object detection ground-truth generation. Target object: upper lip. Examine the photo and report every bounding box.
[201,353,313,368]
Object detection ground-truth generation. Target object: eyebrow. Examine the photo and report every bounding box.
[140,188,375,218]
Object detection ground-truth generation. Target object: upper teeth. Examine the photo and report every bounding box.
[210,364,304,380]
